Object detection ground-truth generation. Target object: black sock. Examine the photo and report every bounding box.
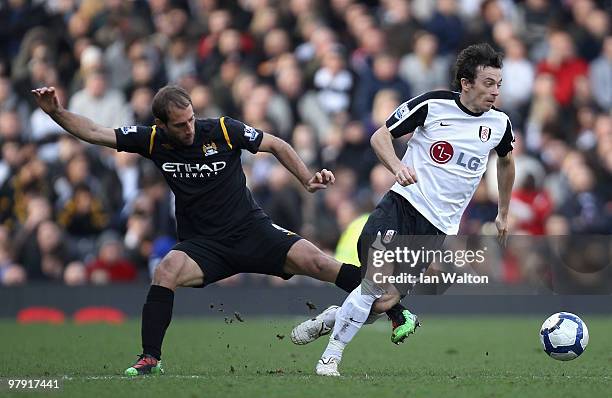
[141,285,174,360]
[386,303,407,324]
[334,263,362,293]
[334,263,407,322]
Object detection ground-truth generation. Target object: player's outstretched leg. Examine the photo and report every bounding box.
[335,263,416,342]
[316,280,384,377]
[291,302,417,346]
[285,244,420,345]
[125,250,204,376]
[291,305,385,345]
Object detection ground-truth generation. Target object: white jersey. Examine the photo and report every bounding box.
[385,90,514,235]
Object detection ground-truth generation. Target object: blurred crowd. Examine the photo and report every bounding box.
[0,0,610,287]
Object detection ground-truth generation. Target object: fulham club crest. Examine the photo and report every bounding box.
[479,126,491,142]
[382,229,397,244]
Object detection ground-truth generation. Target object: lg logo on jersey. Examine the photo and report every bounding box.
[430,141,453,164]
[429,141,481,171]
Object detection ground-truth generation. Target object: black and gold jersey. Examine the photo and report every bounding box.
[115,117,267,240]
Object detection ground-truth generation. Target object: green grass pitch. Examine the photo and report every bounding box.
[1,316,611,397]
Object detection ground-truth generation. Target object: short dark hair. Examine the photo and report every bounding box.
[453,43,503,90]
[152,85,192,123]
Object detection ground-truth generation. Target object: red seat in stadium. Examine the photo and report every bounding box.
[17,307,66,324]
[73,306,126,324]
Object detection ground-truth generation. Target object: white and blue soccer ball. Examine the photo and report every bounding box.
[540,312,589,361]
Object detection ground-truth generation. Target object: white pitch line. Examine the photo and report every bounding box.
[60,374,611,381]
[61,375,319,381]
[61,375,212,381]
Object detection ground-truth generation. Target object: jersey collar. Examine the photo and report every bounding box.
[454,93,484,117]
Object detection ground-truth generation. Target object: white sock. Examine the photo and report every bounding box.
[322,306,382,328]
[322,281,383,360]
[322,307,338,328]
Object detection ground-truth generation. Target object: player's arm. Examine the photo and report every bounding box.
[259,133,334,193]
[31,86,117,148]
[374,96,430,186]
[370,125,417,186]
[495,151,515,246]
[494,119,516,246]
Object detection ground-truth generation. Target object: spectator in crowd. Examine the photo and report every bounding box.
[263,165,304,234]
[257,28,292,80]
[275,61,307,128]
[313,45,354,117]
[334,121,376,186]
[524,73,559,152]
[291,124,321,171]
[87,230,138,284]
[351,25,386,77]
[425,0,465,55]
[589,35,612,110]
[560,160,610,233]
[53,152,102,205]
[69,45,104,95]
[190,84,222,119]
[0,225,26,286]
[510,173,554,235]
[380,0,423,58]
[69,70,133,128]
[129,86,156,126]
[63,261,87,286]
[536,31,588,108]
[366,89,401,135]
[15,214,79,282]
[0,110,26,143]
[0,76,30,131]
[500,38,534,125]
[461,181,499,235]
[164,35,197,84]
[517,0,563,53]
[398,31,449,96]
[352,52,411,119]
[568,1,608,62]
[123,194,156,269]
[58,182,109,238]
[0,261,27,286]
[367,163,395,206]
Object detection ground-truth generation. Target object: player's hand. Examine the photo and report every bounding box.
[305,168,335,192]
[495,214,509,247]
[31,86,62,115]
[394,165,417,186]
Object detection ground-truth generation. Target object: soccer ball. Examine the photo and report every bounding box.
[540,312,589,361]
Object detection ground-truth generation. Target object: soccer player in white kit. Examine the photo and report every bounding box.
[295,43,516,376]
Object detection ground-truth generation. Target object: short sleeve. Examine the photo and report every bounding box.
[495,119,515,157]
[115,125,155,157]
[385,99,428,138]
[220,116,264,154]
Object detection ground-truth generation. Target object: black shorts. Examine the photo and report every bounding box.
[173,218,302,287]
[357,191,446,294]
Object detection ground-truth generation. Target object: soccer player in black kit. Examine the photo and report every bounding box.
[32,85,414,376]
